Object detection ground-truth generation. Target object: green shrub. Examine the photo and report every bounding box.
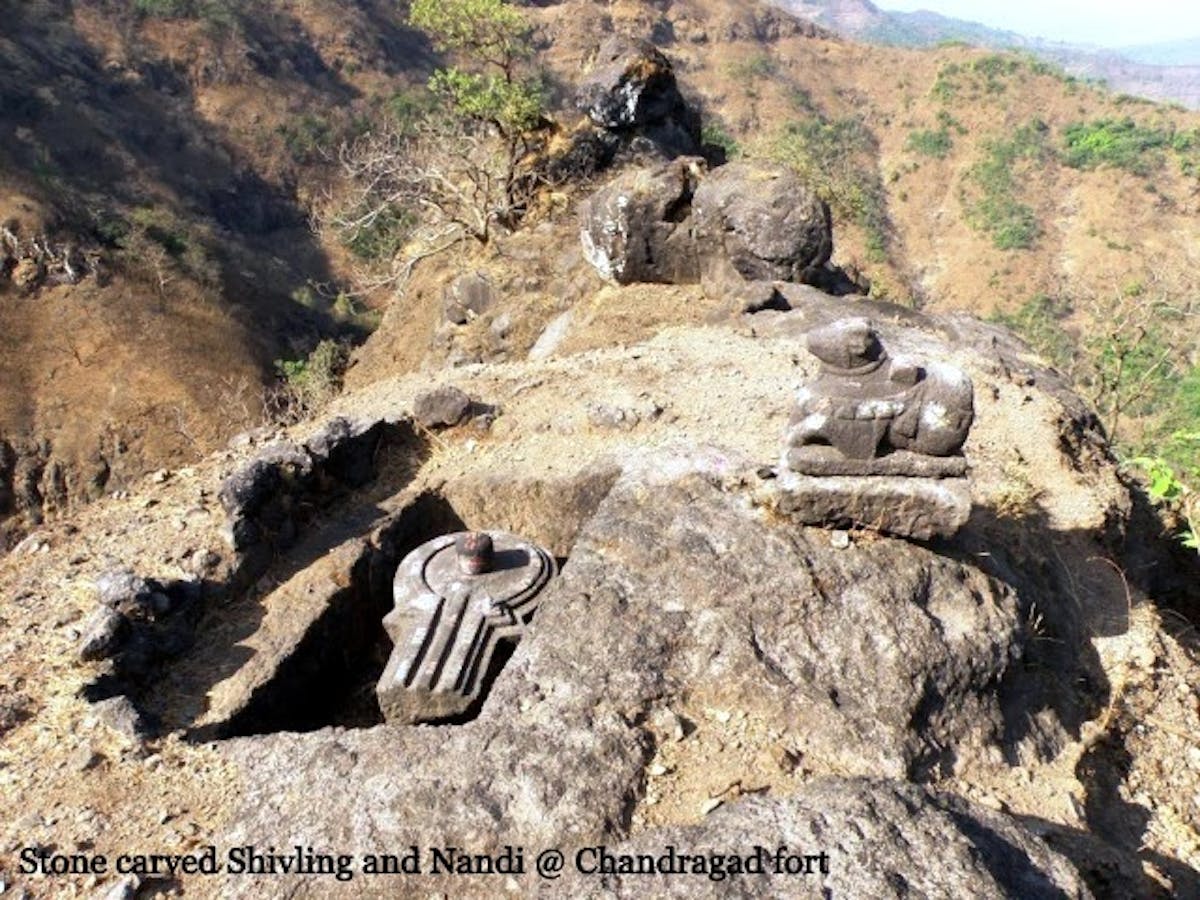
[971,53,1020,90]
[701,121,740,159]
[342,206,413,263]
[906,127,952,158]
[962,120,1050,250]
[279,115,332,163]
[932,63,961,102]
[1129,430,1200,552]
[936,109,968,136]
[271,339,350,421]
[1061,118,1169,175]
[130,206,189,256]
[988,294,1074,369]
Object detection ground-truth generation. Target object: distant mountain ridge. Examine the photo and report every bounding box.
[1118,37,1200,67]
[771,0,1200,108]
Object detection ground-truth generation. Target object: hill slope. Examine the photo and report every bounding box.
[5,0,1200,541]
[772,0,1200,108]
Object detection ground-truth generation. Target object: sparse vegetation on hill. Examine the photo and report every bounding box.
[1061,117,1172,175]
[763,113,890,262]
[960,119,1050,250]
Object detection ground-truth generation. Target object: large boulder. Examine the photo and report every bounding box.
[692,160,832,290]
[575,36,701,161]
[213,455,1069,897]
[579,157,704,284]
[542,778,1091,898]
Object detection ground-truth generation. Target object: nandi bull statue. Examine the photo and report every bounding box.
[785,318,974,467]
[778,318,975,539]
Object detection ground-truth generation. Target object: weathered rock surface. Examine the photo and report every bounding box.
[412,385,472,429]
[213,456,1046,894]
[576,37,701,160]
[579,157,703,284]
[784,445,968,478]
[692,161,832,290]
[775,470,972,539]
[78,605,129,662]
[541,778,1091,898]
[442,272,496,325]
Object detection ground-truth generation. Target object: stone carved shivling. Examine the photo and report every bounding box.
[778,318,975,539]
[376,531,556,724]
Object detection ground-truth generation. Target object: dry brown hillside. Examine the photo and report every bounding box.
[5,0,1200,543]
[0,0,434,546]
[3,2,1200,898]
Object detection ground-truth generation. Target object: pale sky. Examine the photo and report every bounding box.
[878,0,1200,48]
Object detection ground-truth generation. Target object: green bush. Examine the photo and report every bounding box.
[1061,118,1169,175]
[271,339,351,421]
[342,206,413,262]
[962,120,1050,250]
[931,54,1024,101]
[936,109,968,136]
[701,121,740,159]
[988,294,1074,369]
[972,53,1020,91]
[279,115,332,163]
[1129,430,1200,552]
[931,63,961,102]
[906,127,952,158]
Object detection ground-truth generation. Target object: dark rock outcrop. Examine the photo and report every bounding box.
[543,778,1091,898]
[412,386,472,429]
[579,157,704,284]
[78,569,203,684]
[563,36,702,173]
[692,160,832,290]
[576,36,702,159]
[578,159,835,296]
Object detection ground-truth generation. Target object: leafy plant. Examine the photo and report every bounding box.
[409,0,543,136]
[269,339,351,423]
[342,205,413,262]
[1061,118,1170,176]
[701,121,740,160]
[1129,431,1200,552]
[906,127,952,158]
